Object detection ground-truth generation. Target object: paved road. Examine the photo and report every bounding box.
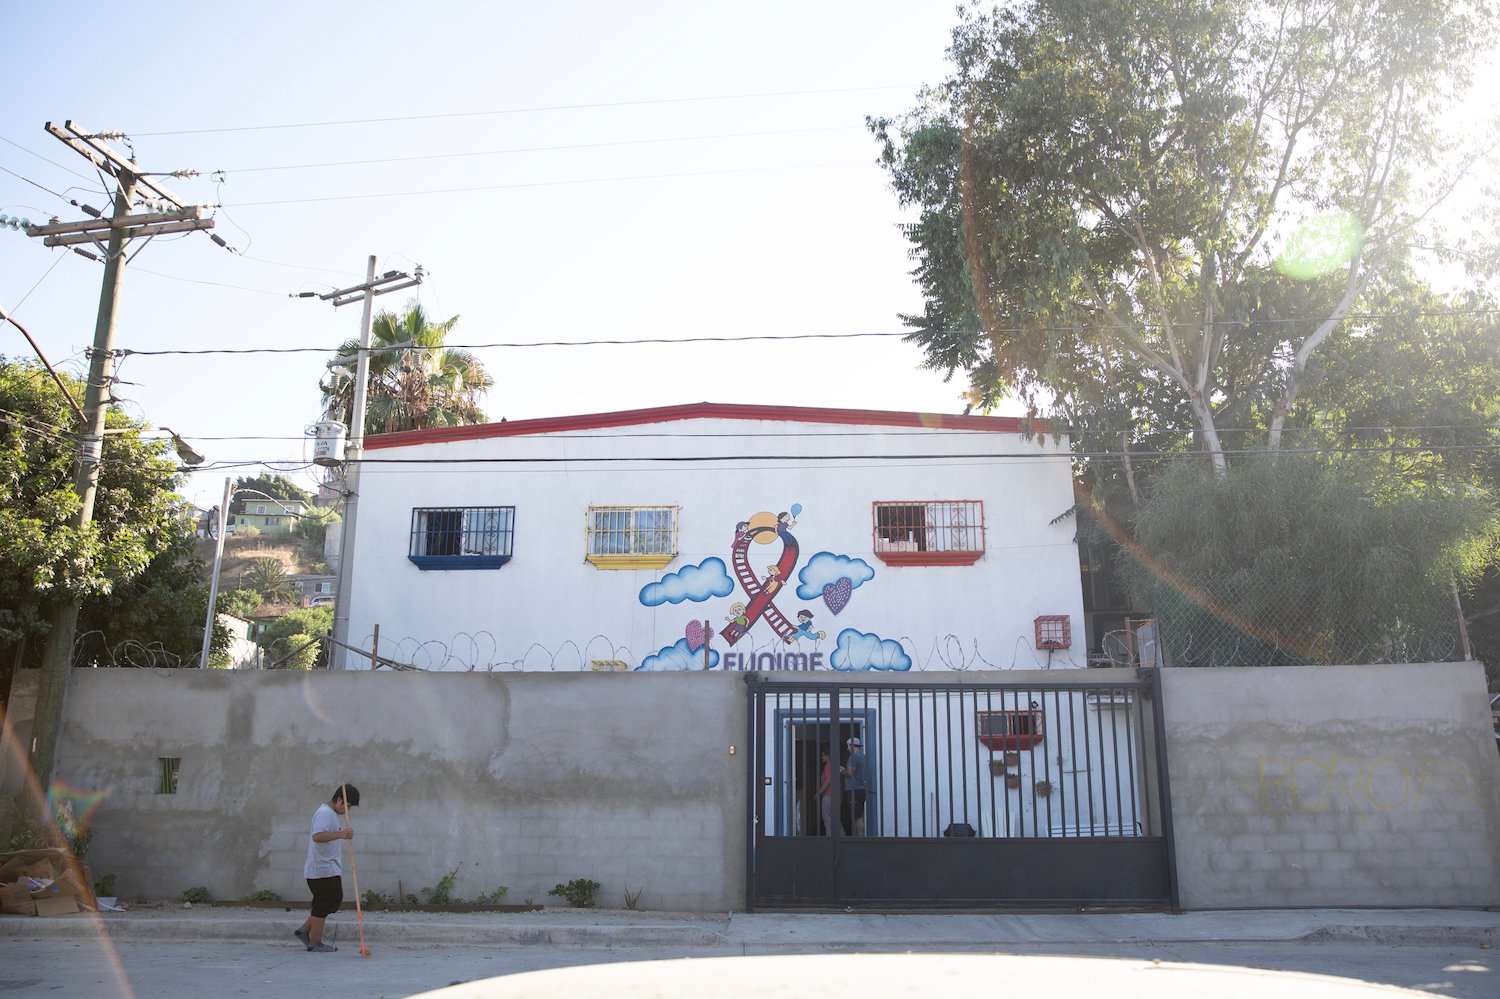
[2,937,1493,998]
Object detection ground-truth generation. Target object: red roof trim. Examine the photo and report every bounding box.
[366,403,1038,450]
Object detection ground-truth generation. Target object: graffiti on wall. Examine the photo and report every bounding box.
[1241,754,1483,826]
[635,504,910,672]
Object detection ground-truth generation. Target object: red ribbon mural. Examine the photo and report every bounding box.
[722,511,800,645]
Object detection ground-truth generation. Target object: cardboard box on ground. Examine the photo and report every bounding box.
[0,848,96,917]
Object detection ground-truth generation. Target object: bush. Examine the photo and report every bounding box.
[217,588,263,619]
[234,523,261,539]
[548,878,600,908]
[181,886,211,904]
[422,868,459,905]
[273,633,319,670]
[242,889,281,902]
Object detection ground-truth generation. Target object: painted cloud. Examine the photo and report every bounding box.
[639,557,734,607]
[830,628,912,672]
[636,638,720,672]
[795,552,875,601]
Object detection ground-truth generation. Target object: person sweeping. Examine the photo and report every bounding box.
[295,784,360,953]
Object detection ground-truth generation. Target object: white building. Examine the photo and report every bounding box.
[343,403,1085,673]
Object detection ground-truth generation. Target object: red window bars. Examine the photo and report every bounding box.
[872,500,985,566]
[1034,615,1071,650]
[976,709,1045,751]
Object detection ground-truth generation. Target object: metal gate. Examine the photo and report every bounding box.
[745,670,1178,909]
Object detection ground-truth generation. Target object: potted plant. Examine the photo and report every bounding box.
[1034,779,1053,798]
[1004,773,1022,790]
[988,758,1007,775]
[1002,751,1020,766]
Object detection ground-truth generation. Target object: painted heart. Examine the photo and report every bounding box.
[685,620,706,652]
[823,578,852,616]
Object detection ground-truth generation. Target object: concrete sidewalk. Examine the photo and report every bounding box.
[0,904,1495,950]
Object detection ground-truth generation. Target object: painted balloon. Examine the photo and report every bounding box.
[790,503,802,518]
[822,577,852,616]
[685,619,706,652]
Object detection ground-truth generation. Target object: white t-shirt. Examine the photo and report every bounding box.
[303,803,343,879]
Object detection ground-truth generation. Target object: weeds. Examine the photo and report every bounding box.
[421,868,460,905]
[242,889,281,902]
[623,885,643,910]
[181,886,211,904]
[474,886,509,905]
[548,878,600,908]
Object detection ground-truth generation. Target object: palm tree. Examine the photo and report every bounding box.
[243,559,296,605]
[320,301,494,436]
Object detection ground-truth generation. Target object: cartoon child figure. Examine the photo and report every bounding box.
[725,602,749,630]
[733,521,750,545]
[793,609,826,642]
[777,511,797,532]
[762,565,783,596]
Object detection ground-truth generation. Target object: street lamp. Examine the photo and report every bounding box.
[197,483,315,670]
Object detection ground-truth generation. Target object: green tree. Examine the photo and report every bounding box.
[320,301,493,436]
[1119,455,1498,667]
[0,357,214,667]
[258,606,333,668]
[291,505,339,547]
[216,588,264,619]
[229,475,311,516]
[242,559,296,605]
[871,0,1497,471]
[76,518,225,668]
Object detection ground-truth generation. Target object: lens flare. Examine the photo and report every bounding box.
[1274,211,1364,280]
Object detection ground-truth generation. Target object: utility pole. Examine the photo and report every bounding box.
[305,258,422,669]
[23,122,215,798]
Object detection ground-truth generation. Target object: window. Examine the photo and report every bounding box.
[586,505,678,569]
[872,500,984,565]
[408,506,514,570]
[254,504,266,515]
[1034,615,1072,650]
[977,710,1045,751]
[157,757,180,794]
[265,516,280,526]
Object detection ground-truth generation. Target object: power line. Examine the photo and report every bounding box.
[0,135,97,182]
[0,164,67,200]
[113,307,1500,358]
[130,85,916,137]
[130,265,288,297]
[220,160,868,208]
[219,125,863,174]
[119,330,909,357]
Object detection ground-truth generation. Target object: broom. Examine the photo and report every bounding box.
[341,782,371,957]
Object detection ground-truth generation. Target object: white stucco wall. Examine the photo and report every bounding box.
[345,410,1084,673]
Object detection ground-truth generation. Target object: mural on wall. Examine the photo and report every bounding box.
[634,504,910,673]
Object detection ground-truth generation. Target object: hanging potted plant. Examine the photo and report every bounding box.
[1002,751,1020,766]
[1004,772,1022,790]
[988,758,1007,776]
[1034,779,1053,798]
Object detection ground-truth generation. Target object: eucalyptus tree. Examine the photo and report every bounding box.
[872,0,1497,472]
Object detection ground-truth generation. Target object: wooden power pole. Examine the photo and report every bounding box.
[22,122,215,799]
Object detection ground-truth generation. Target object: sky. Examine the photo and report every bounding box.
[0,2,974,509]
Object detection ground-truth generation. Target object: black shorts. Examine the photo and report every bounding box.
[307,876,343,918]
[849,789,867,811]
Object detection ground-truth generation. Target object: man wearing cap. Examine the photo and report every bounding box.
[840,737,868,835]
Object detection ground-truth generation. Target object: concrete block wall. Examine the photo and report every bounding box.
[1162,662,1500,908]
[54,670,747,911]
[38,661,1500,911]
